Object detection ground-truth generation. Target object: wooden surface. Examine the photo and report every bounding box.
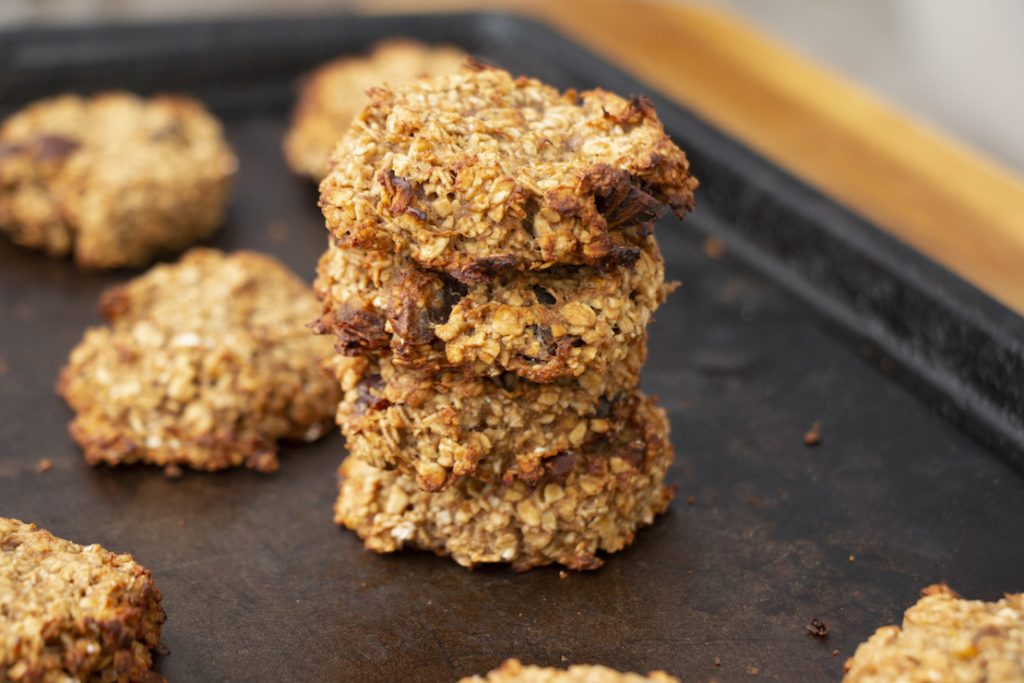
[358,0,1024,315]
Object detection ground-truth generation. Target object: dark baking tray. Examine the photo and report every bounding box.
[2,13,1023,682]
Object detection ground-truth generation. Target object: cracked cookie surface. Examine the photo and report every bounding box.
[314,236,668,383]
[284,40,466,181]
[460,659,679,683]
[1,517,166,683]
[0,92,236,268]
[58,248,339,474]
[334,391,673,571]
[319,66,697,279]
[329,343,645,490]
[844,584,1024,683]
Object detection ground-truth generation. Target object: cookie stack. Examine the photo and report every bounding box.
[313,66,698,570]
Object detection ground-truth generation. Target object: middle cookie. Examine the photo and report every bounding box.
[314,235,668,384]
[329,341,645,491]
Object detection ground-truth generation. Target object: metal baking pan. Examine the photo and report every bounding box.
[2,13,1022,682]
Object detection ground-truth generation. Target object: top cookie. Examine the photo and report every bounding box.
[0,92,236,269]
[284,40,466,181]
[319,66,697,281]
[844,584,1024,683]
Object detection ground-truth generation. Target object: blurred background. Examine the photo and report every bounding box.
[2,0,1023,175]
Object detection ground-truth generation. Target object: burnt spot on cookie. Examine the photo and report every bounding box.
[451,255,519,285]
[388,268,466,351]
[531,284,556,306]
[587,164,667,232]
[321,308,389,356]
[602,95,657,126]
[379,170,416,216]
[354,374,389,416]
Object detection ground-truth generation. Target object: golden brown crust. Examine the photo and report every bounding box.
[460,659,679,683]
[0,92,236,269]
[844,584,1024,682]
[1,517,166,683]
[58,248,339,474]
[313,236,669,383]
[334,392,674,571]
[319,66,697,277]
[284,40,466,180]
[329,343,645,490]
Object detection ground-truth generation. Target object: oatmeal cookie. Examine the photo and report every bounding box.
[330,343,645,490]
[460,659,679,683]
[313,236,668,383]
[844,584,1024,682]
[0,92,236,269]
[319,66,697,279]
[58,248,339,474]
[284,40,466,180]
[334,391,674,571]
[1,517,166,683]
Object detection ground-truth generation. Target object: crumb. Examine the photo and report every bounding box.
[713,657,721,667]
[848,554,856,562]
[560,655,569,663]
[803,420,822,446]
[267,222,289,243]
[686,495,696,506]
[747,665,759,675]
[807,618,829,639]
[702,236,726,260]
[163,463,183,479]
[35,458,53,473]
[559,570,568,579]
[831,649,840,657]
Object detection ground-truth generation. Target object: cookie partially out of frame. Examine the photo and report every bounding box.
[58,248,339,474]
[460,659,679,683]
[284,39,466,181]
[330,342,645,490]
[0,92,236,269]
[1,517,166,683]
[319,66,697,280]
[313,235,669,384]
[844,584,1024,682]
[334,391,674,571]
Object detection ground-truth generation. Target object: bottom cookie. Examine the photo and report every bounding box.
[460,659,679,683]
[334,392,674,571]
[0,517,166,682]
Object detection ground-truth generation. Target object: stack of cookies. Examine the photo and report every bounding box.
[313,65,698,571]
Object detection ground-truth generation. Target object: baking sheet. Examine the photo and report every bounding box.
[1,13,1022,682]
